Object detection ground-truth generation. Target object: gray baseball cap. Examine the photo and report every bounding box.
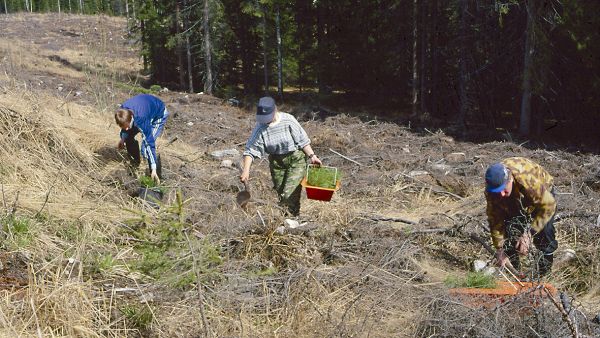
[256,96,275,124]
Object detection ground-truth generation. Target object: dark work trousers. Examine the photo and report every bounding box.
[504,213,558,277]
[121,127,162,178]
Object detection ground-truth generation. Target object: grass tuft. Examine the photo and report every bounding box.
[444,272,497,289]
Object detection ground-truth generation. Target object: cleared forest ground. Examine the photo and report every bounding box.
[0,13,599,337]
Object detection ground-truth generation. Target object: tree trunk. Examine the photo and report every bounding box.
[57,0,61,14]
[419,0,427,114]
[3,0,7,14]
[68,0,71,13]
[316,1,326,94]
[276,5,283,100]
[183,0,194,93]
[411,0,418,117]
[175,1,186,90]
[261,2,268,95]
[203,0,213,94]
[431,0,439,116]
[519,0,535,136]
[141,20,148,71]
[79,0,83,14]
[125,0,129,20]
[457,0,468,130]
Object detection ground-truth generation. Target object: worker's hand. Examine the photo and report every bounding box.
[310,155,322,166]
[515,232,532,256]
[151,169,160,185]
[240,170,250,183]
[117,139,125,149]
[495,249,511,268]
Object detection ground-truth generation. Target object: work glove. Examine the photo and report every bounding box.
[151,169,160,185]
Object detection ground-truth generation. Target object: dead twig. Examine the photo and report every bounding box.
[10,191,19,217]
[398,172,464,200]
[164,135,178,147]
[35,180,57,218]
[329,148,363,166]
[361,214,418,225]
[543,287,579,338]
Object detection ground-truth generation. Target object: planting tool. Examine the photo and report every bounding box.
[236,181,251,207]
[497,269,517,291]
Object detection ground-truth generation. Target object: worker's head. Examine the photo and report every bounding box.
[256,96,277,124]
[115,108,133,130]
[485,162,514,197]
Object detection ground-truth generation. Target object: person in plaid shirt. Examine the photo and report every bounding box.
[485,157,558,277]
[240,97,321,216]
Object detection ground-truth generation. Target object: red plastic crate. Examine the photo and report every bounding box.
[301,177,341,201]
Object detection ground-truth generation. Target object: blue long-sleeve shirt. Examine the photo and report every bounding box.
[119,94,167,170]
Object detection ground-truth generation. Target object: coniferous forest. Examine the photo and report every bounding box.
[2,0,599,145]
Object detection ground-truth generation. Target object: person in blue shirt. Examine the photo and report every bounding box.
[115,94,169,184]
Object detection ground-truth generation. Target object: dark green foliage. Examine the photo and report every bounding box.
[5,1,600,145]
[122,189,223,288]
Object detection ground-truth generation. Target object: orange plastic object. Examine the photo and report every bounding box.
[449,281,558,309]
[301,177,341,201]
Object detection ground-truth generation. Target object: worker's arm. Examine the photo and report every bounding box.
[486,195,506,249]
[302,144,322,165]
[240,155,253,183]
[530,187,557,234]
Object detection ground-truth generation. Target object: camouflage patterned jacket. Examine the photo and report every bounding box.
[485,157,556,249]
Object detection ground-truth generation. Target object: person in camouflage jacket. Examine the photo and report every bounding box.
[484,157,558,277]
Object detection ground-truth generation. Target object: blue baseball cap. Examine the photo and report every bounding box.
[256,97,275,124]
[485,163,509,193]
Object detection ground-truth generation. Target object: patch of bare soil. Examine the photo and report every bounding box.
[0,13,599,338]
[0,252,28,291]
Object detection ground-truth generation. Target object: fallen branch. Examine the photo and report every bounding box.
[544,287,579,338]
[361,214,418,225]
[555,211,598,222]
[164,135,179,147]
[408,227,454,234]
[398,172,464,200]
[329,148,363,166]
